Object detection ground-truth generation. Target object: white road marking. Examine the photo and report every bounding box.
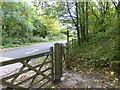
[25,49,38,54]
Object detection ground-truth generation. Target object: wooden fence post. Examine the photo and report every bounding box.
[54,43,62,83]
[50,47,54,83]
[65,42,70,69]
[66,30,70,69]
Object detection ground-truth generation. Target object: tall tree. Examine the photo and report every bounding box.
[86,2,89,42]
[66,1,81,45]
[80,2,86,43]
[112,1,120,30]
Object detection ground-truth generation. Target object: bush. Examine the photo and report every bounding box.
[70,29,119,69]
[48,34,66,41]
[28,36,47,43]
[2,37,23,46]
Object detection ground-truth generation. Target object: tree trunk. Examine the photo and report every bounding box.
[86,2,88,42]
[112,1,120,31]
[117,1,120,31]
[81,2,86,43]
[75,2,81,46]
[117,1,120,61]
[66,2,81,46]
[99,2,106,32]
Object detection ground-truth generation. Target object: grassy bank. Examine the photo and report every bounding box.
[70,29,119,74]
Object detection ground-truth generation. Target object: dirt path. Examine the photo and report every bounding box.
[55,70,115,88]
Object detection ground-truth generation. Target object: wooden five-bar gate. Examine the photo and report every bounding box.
[0,43,69,89]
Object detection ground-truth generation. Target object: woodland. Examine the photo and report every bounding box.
[1,1,120,88]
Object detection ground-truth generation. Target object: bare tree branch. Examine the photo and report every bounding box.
[111,0,117,9]
[66,1,77,26]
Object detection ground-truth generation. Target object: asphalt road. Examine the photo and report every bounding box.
[0,40,66,77]
[0,40,66,62]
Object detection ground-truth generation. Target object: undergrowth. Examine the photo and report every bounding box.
[70,30,120,74]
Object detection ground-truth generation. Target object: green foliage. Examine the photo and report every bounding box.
[40,16,60,36]
[28,36,48,43]
[2,2,66,48]
[33,18,46,38]
[47,33,67,41]
[70,30,119,69]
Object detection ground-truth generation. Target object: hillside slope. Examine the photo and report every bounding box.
[70,29,120,73]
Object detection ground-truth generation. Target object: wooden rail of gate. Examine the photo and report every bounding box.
[0,47,54,89]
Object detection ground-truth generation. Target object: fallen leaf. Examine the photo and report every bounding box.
[51,86,55,88]
[87,86,91,88]
[98,86,102,88]
[105,71,109,74]
[115,78,119,81]
[110,72,114,75]
[109,83,114,86]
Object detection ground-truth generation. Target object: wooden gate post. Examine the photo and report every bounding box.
[54,43,62,83]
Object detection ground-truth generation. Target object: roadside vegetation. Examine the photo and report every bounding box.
[1,2,67,48]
